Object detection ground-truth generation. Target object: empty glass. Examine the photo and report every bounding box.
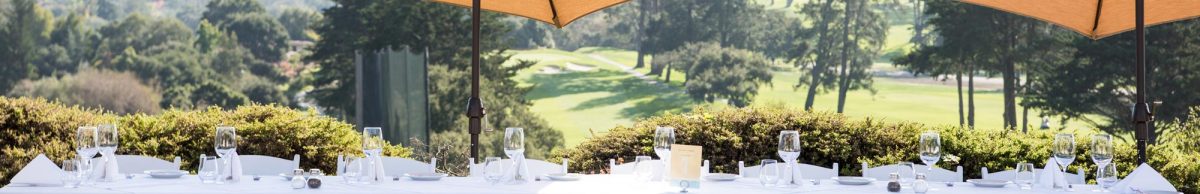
[362,127,384,157]
[342,156,362,184]
[483,157,503,184]
[1096,163,1118,192]
[197,155,220,184]
[777,130,800,187]
[653,126,675,181]
[897,162,916,183]
[759,159,780,187]
[1015,163,1035,190]
[214,126,236,182]
[75,126,98,183]
[96,124,118,182]
[61,158,81,188]
[919,131,941,173]
[1052,133,1076,191]
[633,156,655,182]
[1091,134,1113,167]
[503,128,526,184]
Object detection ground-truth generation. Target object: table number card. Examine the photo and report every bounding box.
[668,144,702,190]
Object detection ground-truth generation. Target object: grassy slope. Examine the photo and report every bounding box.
[511,48,1099,147]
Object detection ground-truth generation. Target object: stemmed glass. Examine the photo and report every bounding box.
[1096,163,1118,192]
[1091,134,1113,171]
[759,159,780,187]
[96,124,118,182]
[1015,163,1035,190]
[504,127,526,184]
[214,126,237,183]
[654,126,675,181]
[75,126,98,183]
[919,131,941,173]
[777,130,801,187]
[483,157,503,185]
[1052,133,1076,191]
[362,127,383,183]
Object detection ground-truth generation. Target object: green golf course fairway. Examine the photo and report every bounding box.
[508,48,1100,147]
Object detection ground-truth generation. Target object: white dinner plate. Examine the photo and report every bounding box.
[545,173,582,181]
[406,173,448,181]
[144,170,186,179]
[834,176,873,185]
[702,173,738,182]
[967,179,1010,188]
[1136,190,1181,194]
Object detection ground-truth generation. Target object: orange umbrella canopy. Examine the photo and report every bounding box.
[961,0,1200,39]
[430,0,630,28]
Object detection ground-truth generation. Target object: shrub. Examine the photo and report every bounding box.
[0,97,410,185]
[8,69,162,114]
[554,105,1200,193]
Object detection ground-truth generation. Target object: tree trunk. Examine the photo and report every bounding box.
[804,0,836,111]
[968,61,976,129]
[835,0,857,113]
[1022,106,1029,133]
[1002,28,1018,130]
[957,62,964,127]
[664,63,672,83]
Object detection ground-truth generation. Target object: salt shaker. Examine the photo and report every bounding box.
[913,173,929,194]
[307,169,323,189]
[887,173,901,192]
[290,169,307,189]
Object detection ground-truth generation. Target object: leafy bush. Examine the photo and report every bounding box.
[555,105,1200,193]
[8,68,162,114]
[0,97,410,185]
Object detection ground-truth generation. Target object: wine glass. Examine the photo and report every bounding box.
[759,159,780,187]
[1091,134,1113,168]
[1052,133,1076,191]
[75,126,98,182]
[214,126,237,182]
[633,156,655,182]
[504,128,526,183]
[483,157,503,185]
[96,124,118,182]
[1096,163,1118,192]
[1015,162,1035,190]
[61,158,81,188]
[777,130,801,187]
[653,126,675,181]
[197,155,220,184]
[919,131,941,173]
[362,127,384,157]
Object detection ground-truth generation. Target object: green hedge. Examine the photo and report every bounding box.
[554,106,1200,193]
[0,97,410,185]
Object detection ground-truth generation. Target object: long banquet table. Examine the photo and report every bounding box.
[1,174,1110,194]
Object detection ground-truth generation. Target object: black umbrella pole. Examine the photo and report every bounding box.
[1134,0,1149,165]
[467,0,485,161]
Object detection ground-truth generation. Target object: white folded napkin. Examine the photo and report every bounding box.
[1037,157,1068,189]
[222,152,243,182]
[1112,163,1177,194]
[10,154,64,187]
[90,152,120,181]
[503,155,532,182]
[374,156,385,182]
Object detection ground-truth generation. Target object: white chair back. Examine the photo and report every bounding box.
[862,162,963,182]
[115,155,181,174]
[608,158,709,175]
[239,154,300,176]
[469,158,568,177]
[981,167,1084,184]
[738,161,839,179]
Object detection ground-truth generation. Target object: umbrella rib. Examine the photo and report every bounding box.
[548,0,562,27]
[1091,0,1103,34]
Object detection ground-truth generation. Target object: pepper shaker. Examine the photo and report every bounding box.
[887,173,902,192]
[290,169,307,189]
[307,169,323,189]
[913,173,929,193]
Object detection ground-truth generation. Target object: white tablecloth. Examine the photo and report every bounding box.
[2,174,1107,194]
